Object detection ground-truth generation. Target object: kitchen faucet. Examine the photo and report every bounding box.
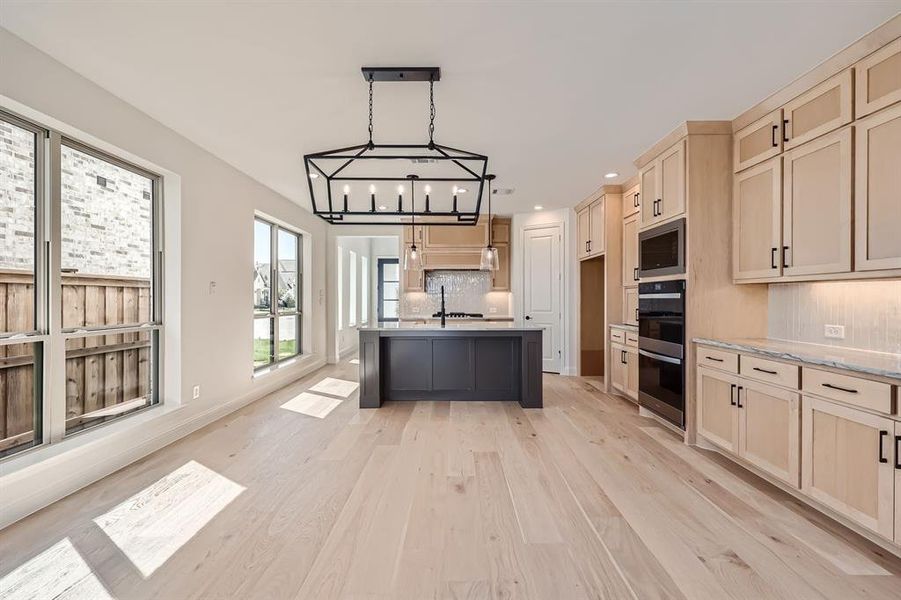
[439,285,446,328]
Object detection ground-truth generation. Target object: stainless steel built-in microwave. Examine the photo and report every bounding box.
[638,218,685,279]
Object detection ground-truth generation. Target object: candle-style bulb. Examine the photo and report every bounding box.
[369,184,376,194]
[343,185,350,194]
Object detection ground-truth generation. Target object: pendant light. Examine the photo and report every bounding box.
[480,174,499,271]
[404,174,423,271]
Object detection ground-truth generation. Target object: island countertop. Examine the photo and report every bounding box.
[359,321,541,332]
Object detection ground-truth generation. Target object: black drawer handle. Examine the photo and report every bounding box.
[705,356,724,362]
[879,430,888,464]
[730,383,737,407]
[895,435,901,469]
[752,367,778,375]
[771,124,778,147]
[822,383,858,394]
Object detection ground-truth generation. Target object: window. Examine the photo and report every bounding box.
[377,258,400,322]
[348,251,357,327]
[361,256,369,324]
[0,109,164,457]
[253,217,301,370]
[337,250,343,330]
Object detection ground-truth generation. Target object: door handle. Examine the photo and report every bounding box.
[736,386,744,408]
[634,193,639,208]
[771,124,778,147]
[822,383,858,394]
[782,246,790,268]
[633,267,639,281]
[588,240,591,253]
[771,247,778,269]
[705,356,724,362]
[783,119,790,142]
[752,367,778,375]
[730,383,737,406]
[634,308,639,322]
[621,350,627,364]
[895,435,901,469]
[524,315,531,320]
[585,241,589,253]
[879,430,889,464]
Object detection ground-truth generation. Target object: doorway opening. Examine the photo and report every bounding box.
[580,255,605,382]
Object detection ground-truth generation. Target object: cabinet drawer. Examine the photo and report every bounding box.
[698,347,738,373]
[802,367,893,414]
[610,329,625,344]
[625,331,638,347]
[734,109,782,172]
[740,355,799,389]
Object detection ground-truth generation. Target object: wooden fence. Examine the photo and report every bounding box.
[1,270,151,449]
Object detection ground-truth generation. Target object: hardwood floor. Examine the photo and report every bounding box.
[2,358,901,599]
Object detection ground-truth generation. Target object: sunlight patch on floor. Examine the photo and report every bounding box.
[93,460,244,578]
[281,392,343,419]
[0,537,113,600]
[309,377,359,398]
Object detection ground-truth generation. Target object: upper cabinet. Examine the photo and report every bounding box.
[855,103,901,272]
[733,157,782,280]
[424,222,488,249]
[734,110,783,173]
[640,139,685,228]
[855,38,901,119]
[782,70,853,150]
[622,182,641,218]
[577,195,606,260]
[622,213,639,287]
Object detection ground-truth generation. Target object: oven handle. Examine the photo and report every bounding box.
[638,349,682,365]
[638,293,682,299]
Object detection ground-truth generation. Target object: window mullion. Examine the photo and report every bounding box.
[45,130,65,444]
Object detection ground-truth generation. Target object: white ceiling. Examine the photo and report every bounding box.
[3,1,899,215]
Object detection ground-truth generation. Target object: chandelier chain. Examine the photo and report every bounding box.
[428,78,435,145]
[368,75,374,145]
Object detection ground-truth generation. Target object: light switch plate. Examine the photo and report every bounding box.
[192,385,201,400]
[824,324,845,339]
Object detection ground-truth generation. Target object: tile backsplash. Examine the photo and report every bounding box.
[768,280,901,354]
[402,270,510,316]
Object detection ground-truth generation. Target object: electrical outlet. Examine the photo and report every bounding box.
[192,385,201,400]
[824,324,845,340]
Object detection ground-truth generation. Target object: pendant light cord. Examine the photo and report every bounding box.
[487,182,492,247]
[368,74,374,147]
[428,78,436,147]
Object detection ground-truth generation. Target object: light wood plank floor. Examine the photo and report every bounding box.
[2,358,901,599]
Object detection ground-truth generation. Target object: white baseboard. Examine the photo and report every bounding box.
[0,356,326,530]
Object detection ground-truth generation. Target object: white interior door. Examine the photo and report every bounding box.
[523,225,562,373]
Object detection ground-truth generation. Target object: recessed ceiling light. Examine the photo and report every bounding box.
[309,173,319,179]
[534,205,543,210]
[604,172,618,179]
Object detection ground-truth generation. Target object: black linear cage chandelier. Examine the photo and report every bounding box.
[304,67,489,226]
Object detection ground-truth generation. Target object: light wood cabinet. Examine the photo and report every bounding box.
[738,379,800,487]
[405,268,424,292]
[577,197,605,260]
[782,127,852,277]
[623,287,638,326]
[626,347,638,400]
[491,219,511,244]
[622,183,641,218]
[491,244,510,291]
[610,343,627,393]
[622,214,639,287]
[403,225,424,245]
[424,222,488,249]
[801,395,895,540]
[734,109,782,172]
[855,37,901,119]
[697,367,740,454]
[896,421,901,546]
[783,69,853,150]
[855,103,901,272]
[421,251,483,270]
[733,157,782,280]
[641,140,686,228]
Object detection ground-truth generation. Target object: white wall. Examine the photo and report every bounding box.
[335,237,372,357]
[511,208,578,375]
[0,30,329,526]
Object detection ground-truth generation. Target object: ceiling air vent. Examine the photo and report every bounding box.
[410,158,438,164]
[493,188,515,195]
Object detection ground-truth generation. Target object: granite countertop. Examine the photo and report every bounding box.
[610,323,639,331]
[694,337,901,381]
[360,321,542,332]
[399,316,515,322]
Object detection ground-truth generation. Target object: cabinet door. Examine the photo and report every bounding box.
[403,225,423,244]
[734,109,782,172]
[589,199,605,255]
[623,287,638,326]
[626,348,639,400]
[783,69,852,150]
[622,214,639,287]
[738,379,800,488]
[855,103,901,271]
[733,157,782,280]
[697,367,740,454]
[658,140,686,222]
[577,207,591,259]
[623,184,640,217]
[896,421,901,546]
[491,219,511,244]
[856,38,901,119]
[782,127,852,277]
[610,343,627,392]
[640,163,657,228]
[801,395,895,540]
[405,268,423,292]
[491,244,510,291]
[424,222,488,249]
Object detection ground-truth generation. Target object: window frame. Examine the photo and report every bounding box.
[377,258,400,323]
[253,217,302,372]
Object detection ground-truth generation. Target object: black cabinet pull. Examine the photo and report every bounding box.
[782,245,790,268]
[585,241,589,253]
[822,382,858,394]
[895,435,901,469]
[879,431,889,464]
[634,193,639,208]
[705,356,724,362]
[587,240,591,253]
[633,267,639,281]
[737,386,744,408]
[783,119,790,142]
[771,247,778,269]
[635,308,639,322]
[621,350,627,365]
[730,384,737,406]
[752,367,778,375]
[771,124,778,147]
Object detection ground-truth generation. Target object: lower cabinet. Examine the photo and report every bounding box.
[624,288,638,326]
[697,367,800,487]
[611,343,638,401]
[801,395,895,540]
[896,421,901,546]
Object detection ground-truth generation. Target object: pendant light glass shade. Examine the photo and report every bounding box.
[480,245,499,271]
[404,243,423,271]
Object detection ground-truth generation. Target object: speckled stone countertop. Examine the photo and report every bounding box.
[694,337,901,382]
[610,323,639,332]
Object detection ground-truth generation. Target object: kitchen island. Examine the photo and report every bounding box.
[358,322,543,409]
